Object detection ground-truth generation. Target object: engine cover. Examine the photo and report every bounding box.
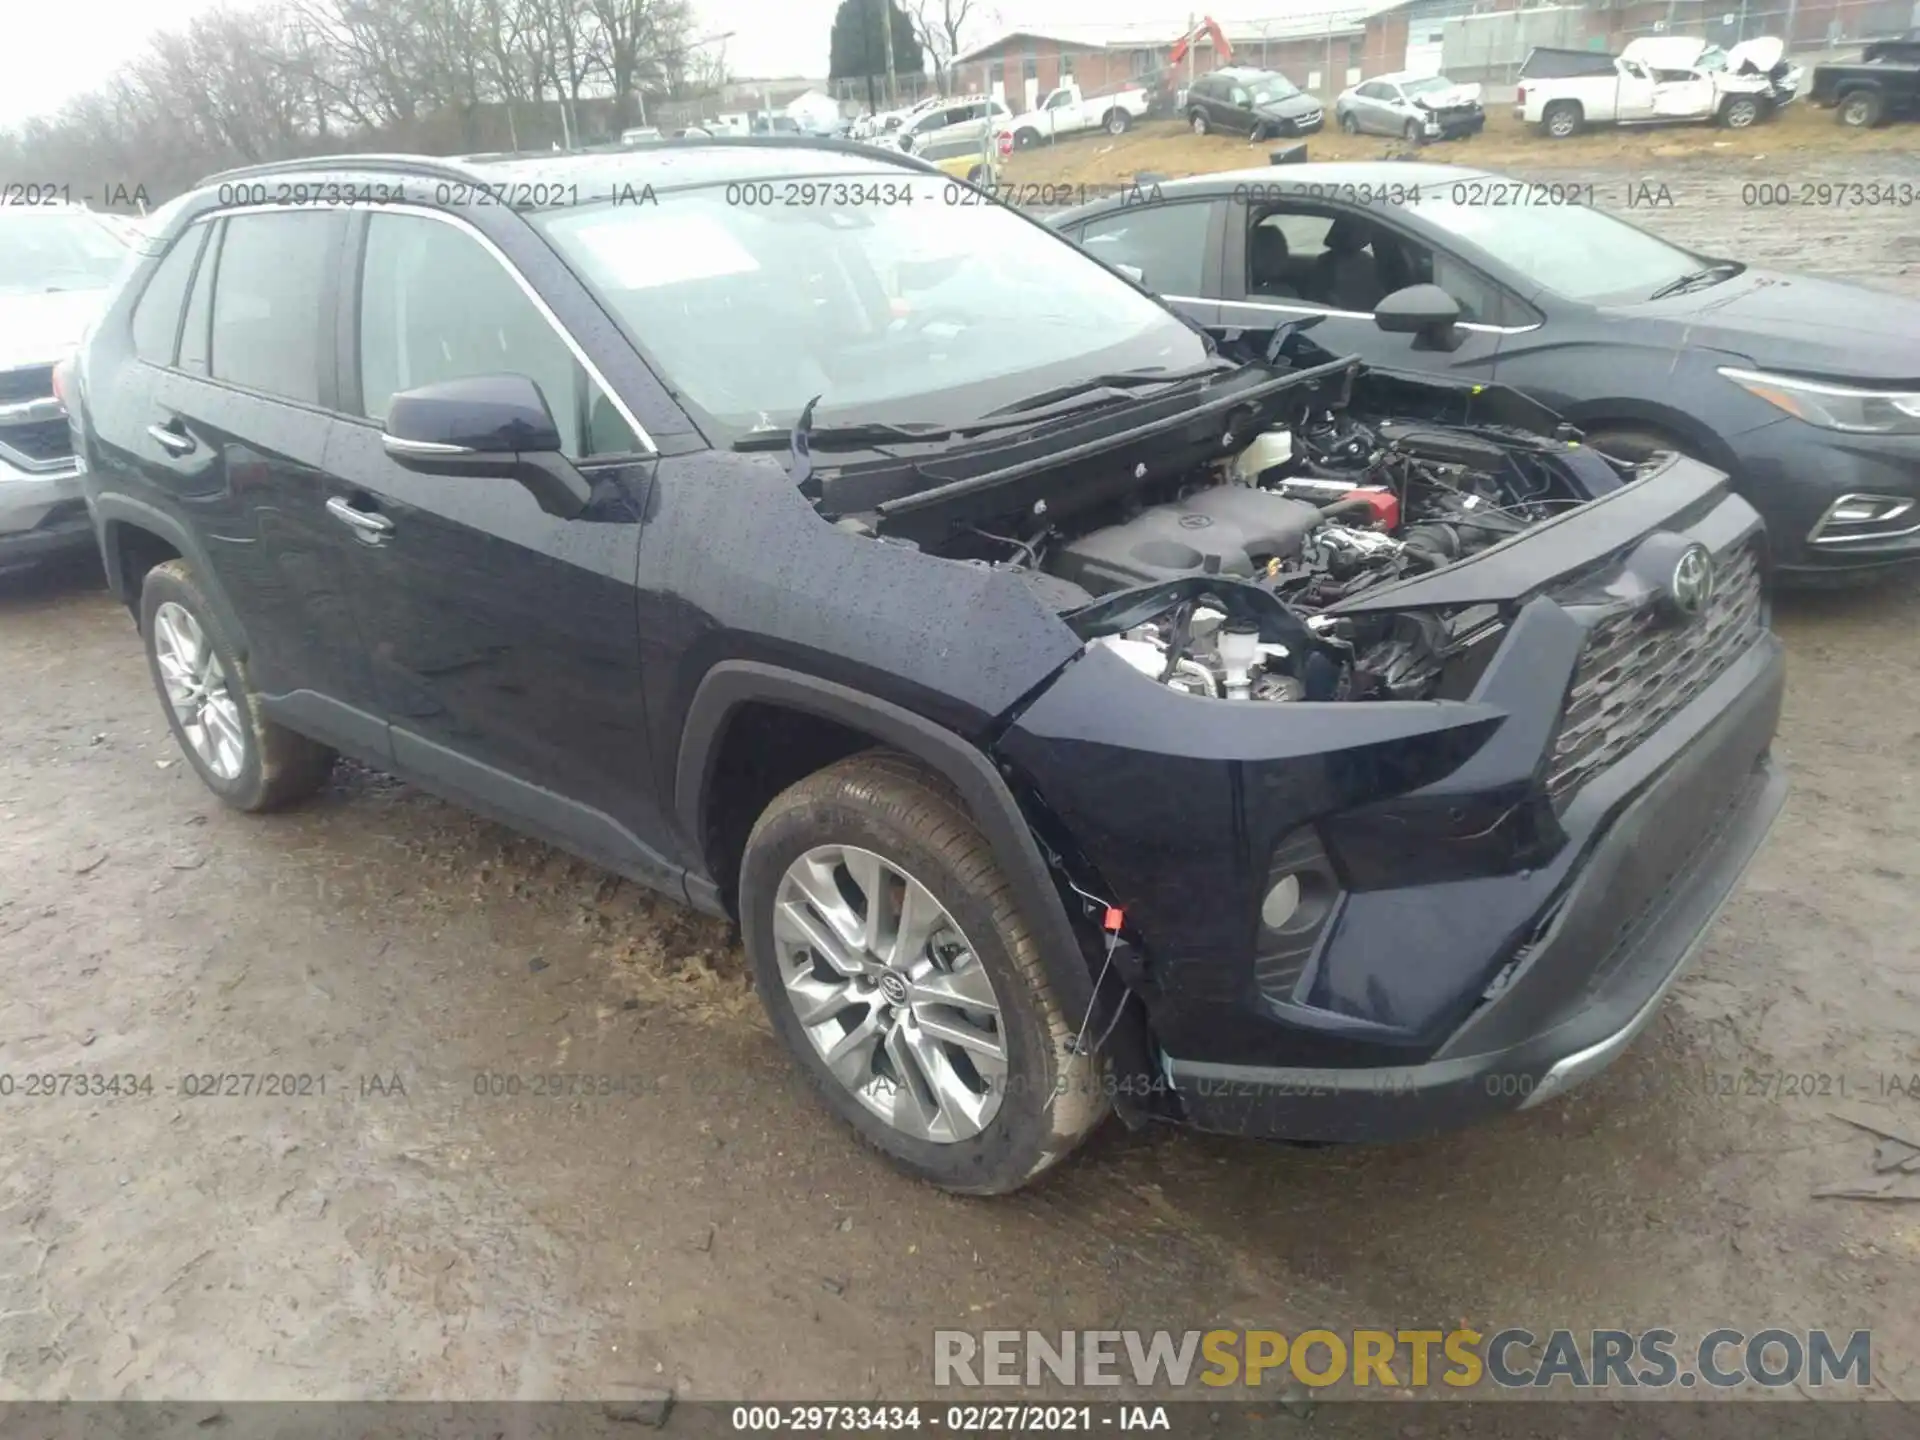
[1049,486,1323,596]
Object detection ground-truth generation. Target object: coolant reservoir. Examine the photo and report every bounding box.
[1230,429,1294,485]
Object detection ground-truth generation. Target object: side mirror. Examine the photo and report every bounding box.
[1373,284,1465,352]
[1115,262,1146,285]
[382,373,592,520]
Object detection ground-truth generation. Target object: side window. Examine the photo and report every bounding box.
[1078,203,1212,295]
[1230,87,1251,106]
[357,212,634,459]
[1046,90,1071,110]
[130,227,206,366]
[179,222,219,376]
[210,212,339,404]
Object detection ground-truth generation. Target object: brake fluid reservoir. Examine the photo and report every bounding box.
[1230,429,1294,485]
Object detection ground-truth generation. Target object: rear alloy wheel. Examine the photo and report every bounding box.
[140,559,334,811]
[1543,101,1581,139]
[1722,96,1761,129]
[1105,109,1132,135]
[1189,109,1210,135]
[740,753,1106,1193]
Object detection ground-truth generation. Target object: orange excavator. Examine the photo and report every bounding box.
[1169,16,1234,68]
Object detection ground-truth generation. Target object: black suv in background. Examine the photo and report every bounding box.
[1186,67,1326,138]
[68,140,1784,1192]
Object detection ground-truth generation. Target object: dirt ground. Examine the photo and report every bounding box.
[4,148,1920,1411]
[1000,103,1920,187]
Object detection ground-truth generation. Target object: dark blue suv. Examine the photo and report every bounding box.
[66,141,1785,1191]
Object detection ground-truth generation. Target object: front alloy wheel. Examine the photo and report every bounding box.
[740,753,1107,1193]
[772,843,1008,1142]
[1723,96,1760,128]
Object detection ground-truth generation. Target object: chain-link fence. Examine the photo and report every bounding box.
[825,0,1917,121]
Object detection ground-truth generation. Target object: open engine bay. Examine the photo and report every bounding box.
[811,336,1644,706]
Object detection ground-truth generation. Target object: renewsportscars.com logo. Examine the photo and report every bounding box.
[933,1328,1872,1392]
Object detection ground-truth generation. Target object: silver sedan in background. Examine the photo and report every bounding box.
[1336,71,1486,141]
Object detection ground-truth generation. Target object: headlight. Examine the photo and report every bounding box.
[1719,366,1920,435]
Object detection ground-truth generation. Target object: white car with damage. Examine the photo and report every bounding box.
[1515,36,1801,138]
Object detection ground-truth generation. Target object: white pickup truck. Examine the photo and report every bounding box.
[1516,36,1801,138]
[1005,83,1151,148]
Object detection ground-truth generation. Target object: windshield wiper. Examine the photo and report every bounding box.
[976,362,1228,420]
[733,418,952,452]
[1648,262,1740,301]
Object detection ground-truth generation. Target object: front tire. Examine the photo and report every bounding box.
[140,559,334,812]
[1721,95,1761,129]
[1189,109,1209,135]
[1581,426,1696,468]
[1340,111,1360,134]
[739,753,1107,1194]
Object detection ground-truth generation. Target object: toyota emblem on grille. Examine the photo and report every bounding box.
[1670,544,1715,617]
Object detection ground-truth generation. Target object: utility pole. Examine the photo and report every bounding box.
[866,0,880,113]
[881,0,899,107]
[1186,11,1196,91]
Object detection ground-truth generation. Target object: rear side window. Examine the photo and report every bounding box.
[179,223,219,376]
[209,211,340,404]
[130,229,206,365]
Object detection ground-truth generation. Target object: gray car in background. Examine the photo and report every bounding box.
[0,203,132,574]
[1336,71,1486,141]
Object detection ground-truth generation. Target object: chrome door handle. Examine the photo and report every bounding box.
[146,423,195,455]
[325,495,394,544]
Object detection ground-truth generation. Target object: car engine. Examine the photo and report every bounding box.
[1033,407,1594,705]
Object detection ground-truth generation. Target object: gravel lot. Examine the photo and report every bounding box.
[3,153,1919,1409]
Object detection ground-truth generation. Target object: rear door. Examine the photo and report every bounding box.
[133,208,385,750]
[322,206,681,892]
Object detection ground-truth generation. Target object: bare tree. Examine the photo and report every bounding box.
[906,0,980,90]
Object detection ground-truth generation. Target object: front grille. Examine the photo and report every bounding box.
[0,365,55,406]
[0,417,75,468]
[1544,539,1765,809]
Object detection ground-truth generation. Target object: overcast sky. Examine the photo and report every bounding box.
[1,0,1236,129]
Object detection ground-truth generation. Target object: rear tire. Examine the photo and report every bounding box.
[1543,101,1582,139]
[139,559,335,812]
[1838,90,1884,128]
[1104,108,1131,136]
[1013,127,1041,150]
[739,753,1107,1194]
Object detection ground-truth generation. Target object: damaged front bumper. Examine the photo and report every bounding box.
[995,457,1788,1143]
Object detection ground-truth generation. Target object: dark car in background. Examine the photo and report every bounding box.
[1186,67,1325,138]
[1810,34,1920,126]
[0,202,132,574]
[1054,161,1920,580]
[67,139,1783,1193]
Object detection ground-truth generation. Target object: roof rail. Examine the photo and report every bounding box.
[197,153,485,187]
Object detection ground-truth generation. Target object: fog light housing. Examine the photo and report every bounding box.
[1253,826,1344,1003]
[1808,492,1919,546]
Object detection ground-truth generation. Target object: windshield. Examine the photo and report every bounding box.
[1697,46,1729,71]
[533,173,1208,440]
[1407,192,1706,302]
[1401,76,1455,96]
[1250,76,1302,102]
[0,208,132,295]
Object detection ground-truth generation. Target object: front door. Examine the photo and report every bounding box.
[323,207,682,894]
[1220,205,1510,382]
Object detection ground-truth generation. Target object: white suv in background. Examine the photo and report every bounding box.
[0,203,132,574]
